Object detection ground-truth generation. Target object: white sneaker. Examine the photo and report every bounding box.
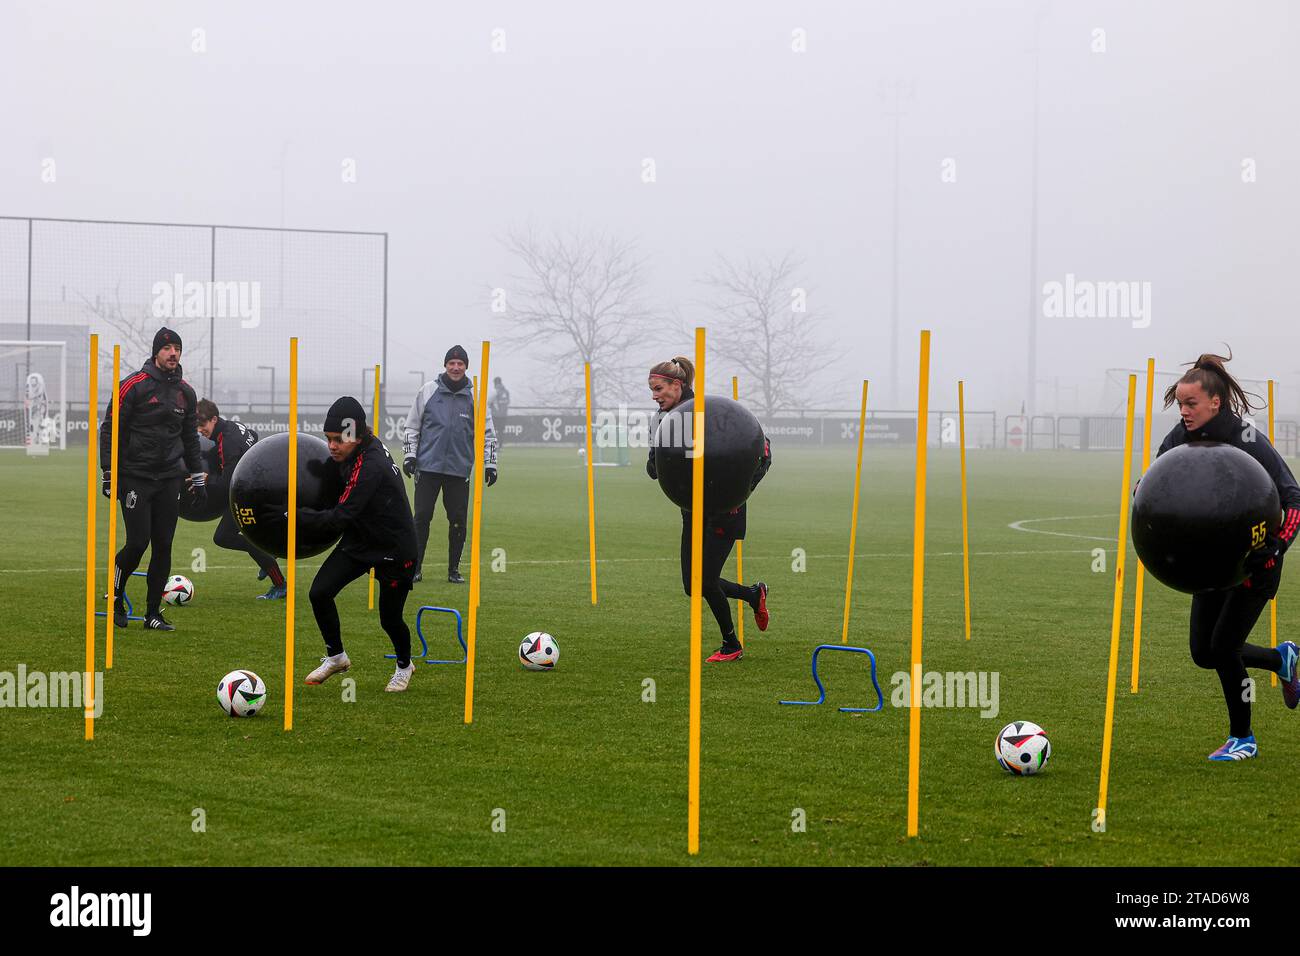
[304,651,351,685]
[386,663,415,693]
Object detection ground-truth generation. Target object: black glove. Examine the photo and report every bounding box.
[484,466,497,487]
[1245,535,1282,576]
[102,471,112,498]
[188,473,207,507]
[403,456,418,478]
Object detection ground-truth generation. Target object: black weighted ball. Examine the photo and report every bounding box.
[179,475,226,522]
[227,432,341,559]
[1131,441,1280,594]
[654,395,765,513]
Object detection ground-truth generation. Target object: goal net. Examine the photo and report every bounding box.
[0,340,66,453]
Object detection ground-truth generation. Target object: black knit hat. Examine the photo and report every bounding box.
[152,327,182,358]
[323,396,367,435]
[444,345,469,367]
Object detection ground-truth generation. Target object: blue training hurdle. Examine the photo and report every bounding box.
[94,570,147,622]
[386,605,467,665]
[779,644,885,713]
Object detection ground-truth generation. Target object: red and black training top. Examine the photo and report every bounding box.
[297,434,418,566]
[201,417,258,504]
[99,358,202,480]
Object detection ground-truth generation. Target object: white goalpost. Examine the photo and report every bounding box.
[0,340,67,454]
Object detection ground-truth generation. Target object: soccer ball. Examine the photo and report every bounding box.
[519,632,559,671]
[995,720,1051,775]
[162,574,194,606]
[217,670,267,718]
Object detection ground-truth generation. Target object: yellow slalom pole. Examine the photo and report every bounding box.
[1270,380,1278,687]
[105,345,121,669]
[1096,374,1137,833]
[368,363,380,611]
[472,375,481,612]
[585,363,598,605]
[958,381,971,641]
[732,376,743,646]
[841,380,869,644]
[463,344,490,724]
[84,334,99,741]
[1131,358,1154,693]
[284,339,298,732]
[688,327,706,855]
[906,331,931,837]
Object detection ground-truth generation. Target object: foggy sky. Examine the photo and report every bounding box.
[2,0,1296,414]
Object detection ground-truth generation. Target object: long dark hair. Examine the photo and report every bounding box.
[1162,349,1259,417]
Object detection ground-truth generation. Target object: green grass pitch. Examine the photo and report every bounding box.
[2,444,1298,866]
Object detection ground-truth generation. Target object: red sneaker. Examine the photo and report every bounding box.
[706,646,744,663]
[754,582,769,631]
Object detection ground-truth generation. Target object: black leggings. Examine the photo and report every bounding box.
[680,523,755,641]
[413,471,470,574]
[309,547,413,667]
[213,512,284,586]
[1189,587,1283,738]
[113,475,182,615]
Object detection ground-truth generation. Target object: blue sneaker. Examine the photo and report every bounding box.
[1208,736,1257,761]
[1279,642,1300,710]
[257,584,287,600]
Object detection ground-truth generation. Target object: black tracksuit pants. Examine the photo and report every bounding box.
[413,471,469,574]
[309,547,413,667]
[1189,586,1284,738]
[113,475,182,615]
[213,512,284,586]
[680,521,757,644]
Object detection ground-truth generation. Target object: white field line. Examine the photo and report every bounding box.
[0,545,1114,574]
[1007,514,1117,543]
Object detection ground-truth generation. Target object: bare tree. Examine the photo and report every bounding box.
[699,252,836,416]
[498,226,655,407]
[78,283,208,382]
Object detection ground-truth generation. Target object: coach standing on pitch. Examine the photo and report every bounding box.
[100,327,206,631]
[402,345,498,584]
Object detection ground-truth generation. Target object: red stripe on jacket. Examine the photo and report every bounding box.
[338,451,364,504]
[1281,507,1300,544]
[217,433,225,471]
[117,371,148,402]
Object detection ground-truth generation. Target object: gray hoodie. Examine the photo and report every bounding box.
[402,375,499,478]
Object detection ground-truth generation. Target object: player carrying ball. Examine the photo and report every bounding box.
[1158,352,1300,760]
[195,399,287,599]
[646,356,771,662]
[299,397,421,692]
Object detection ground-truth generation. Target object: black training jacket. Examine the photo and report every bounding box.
[1157,406,1300,594]
[203,417,259,502]
[99,358,202,480]
[297,434,419,565]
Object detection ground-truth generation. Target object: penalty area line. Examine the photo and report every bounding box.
[1007,514,1116,543]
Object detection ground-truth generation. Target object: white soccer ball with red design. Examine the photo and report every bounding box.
[162,574,194,606]
[995,720,1051,775]
[519,632,559,671]
[217,670,267,718]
